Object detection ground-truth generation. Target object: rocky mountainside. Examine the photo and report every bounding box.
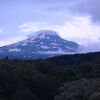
[0,30,79,59]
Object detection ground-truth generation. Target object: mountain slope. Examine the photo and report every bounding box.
[0,30,79,59]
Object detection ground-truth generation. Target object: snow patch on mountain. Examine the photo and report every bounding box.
[58,47,63,51]
[53,46,58,48]
[40,42,44,45]
[51,43,58,45]
[39,33,46,39]
[41,45,49,49]
[47,36,50,39]
[37,51,76,55]
[29,36,38,41]
[9,48,21,52]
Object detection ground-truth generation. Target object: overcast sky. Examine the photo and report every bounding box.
[0,0,100,46]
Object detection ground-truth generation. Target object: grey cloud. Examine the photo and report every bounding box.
[70,0,100,23]
[1,0,100,24]
[46,0,100,23]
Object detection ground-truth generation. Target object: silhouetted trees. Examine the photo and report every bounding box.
[0,52,100,100]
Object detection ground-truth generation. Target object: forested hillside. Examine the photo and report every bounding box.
[0,52,100,100]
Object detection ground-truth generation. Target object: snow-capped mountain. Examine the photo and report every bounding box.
[0,30,79,59]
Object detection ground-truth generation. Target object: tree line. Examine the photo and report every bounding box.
[0,52,100,100]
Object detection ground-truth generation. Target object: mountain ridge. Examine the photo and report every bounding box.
[0,30,79,59]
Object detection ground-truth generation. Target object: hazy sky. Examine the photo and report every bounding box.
[0,0,100,46]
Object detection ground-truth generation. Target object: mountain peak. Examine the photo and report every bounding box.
[28,30,58,39]
[33,30,58,36]
[0,30,80,59]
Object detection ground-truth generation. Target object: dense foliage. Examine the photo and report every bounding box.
[0,52,100,100]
